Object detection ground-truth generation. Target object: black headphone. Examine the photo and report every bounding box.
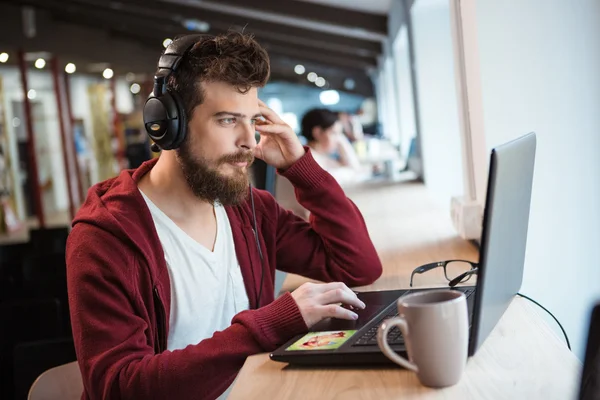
[144,34,266,309]
[143,34,205,152]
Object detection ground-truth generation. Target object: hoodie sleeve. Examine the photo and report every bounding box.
[272,148,383,286]
[67,224,307,400]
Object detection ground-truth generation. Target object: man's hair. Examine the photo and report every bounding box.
[301,108,339,142]
[166,31,270,122]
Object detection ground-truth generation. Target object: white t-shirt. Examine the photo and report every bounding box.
[139,190,250,351]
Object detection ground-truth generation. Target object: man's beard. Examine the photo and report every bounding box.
[176,142,255,206]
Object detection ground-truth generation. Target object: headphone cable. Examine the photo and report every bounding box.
[516,292,571,350]
[249,186,265,309]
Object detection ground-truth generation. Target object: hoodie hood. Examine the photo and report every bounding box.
[73,158,162,268]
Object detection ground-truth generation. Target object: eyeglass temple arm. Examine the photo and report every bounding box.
[409,262,444,287]
[445,259,479,267]
[448,267,479,288]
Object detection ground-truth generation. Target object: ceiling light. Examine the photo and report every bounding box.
[0,53,8,63]
[125,72,136,82]
[183,19,210,32]
[294,64,305,75]
[163,38,173,48]
[344,78,356,90]
[27,89,37,100]
[319,90,340,106]
[315,77,326,87]
[65,63,76,74]
[102,68,114,79]
[130,83,141,94]
[34,58,45,69]
[307,72,317,82]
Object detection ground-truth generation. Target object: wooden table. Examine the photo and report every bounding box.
[229,181,581,400]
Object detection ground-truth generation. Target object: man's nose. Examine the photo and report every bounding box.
[239,122,258,150]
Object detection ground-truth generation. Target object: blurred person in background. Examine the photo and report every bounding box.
[301,108,362,181]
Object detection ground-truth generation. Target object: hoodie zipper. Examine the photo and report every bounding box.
[153,286,167,353]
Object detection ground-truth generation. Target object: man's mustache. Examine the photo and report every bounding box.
[218,151,255,165]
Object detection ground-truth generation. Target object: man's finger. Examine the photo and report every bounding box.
[255,123,286,135]
[316,282,357,300]
[318,288,365,310]
[254,118,272,126]
[321,304,358,320]
[258,104,285,125]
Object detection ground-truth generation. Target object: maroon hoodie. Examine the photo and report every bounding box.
[66,149,382,400]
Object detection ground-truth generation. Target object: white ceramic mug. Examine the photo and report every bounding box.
[377,290,469,388]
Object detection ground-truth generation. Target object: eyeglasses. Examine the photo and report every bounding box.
[448,267,479,287]
[409,260,479,287]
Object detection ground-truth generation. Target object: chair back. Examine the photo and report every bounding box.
[28,361,82,400]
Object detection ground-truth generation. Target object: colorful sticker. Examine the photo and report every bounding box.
[285,330,357,351]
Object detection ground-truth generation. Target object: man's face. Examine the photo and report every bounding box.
[176,81,262,205]
[316,121,342,154]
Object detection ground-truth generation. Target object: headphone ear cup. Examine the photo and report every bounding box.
[168,89,188,150]
[143,92,183,150]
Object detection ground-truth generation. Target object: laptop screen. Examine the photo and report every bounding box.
[469,133,536,356]
[580,303,600,400]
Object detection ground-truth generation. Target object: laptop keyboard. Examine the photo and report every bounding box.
[353,307,402,346]
[352,288,475,347]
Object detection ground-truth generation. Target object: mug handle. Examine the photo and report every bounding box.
[377,317,418,372]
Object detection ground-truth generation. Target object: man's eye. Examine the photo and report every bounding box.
[220,118,235,125]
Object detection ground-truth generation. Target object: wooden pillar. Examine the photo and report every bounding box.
[63,71,85,203]
[50,57,75,220]
[110,76,125,168]
[17,49,45,228]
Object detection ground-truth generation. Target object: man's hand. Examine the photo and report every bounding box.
[254,99,305,170]
[290,282,366,328]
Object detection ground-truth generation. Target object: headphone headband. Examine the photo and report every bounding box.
[153,34,206,97]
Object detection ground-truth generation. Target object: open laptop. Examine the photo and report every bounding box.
[271,132,537,365]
